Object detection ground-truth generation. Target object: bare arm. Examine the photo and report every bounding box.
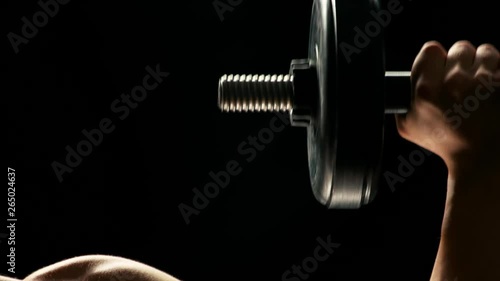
[431,164,500,281]
[3,40,498,281]
[397,40,500,281]
[20,255,180,281]
[0,276,22,281]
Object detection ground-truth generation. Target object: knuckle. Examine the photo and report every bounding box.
[448,41,476,60]
[451,40,476,52]
[477,43,499,53]
[421,41,447,58]
[476,44,500,60]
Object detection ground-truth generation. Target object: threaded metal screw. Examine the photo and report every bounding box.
[218,74,294,112]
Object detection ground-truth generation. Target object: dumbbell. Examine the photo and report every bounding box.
[218,0,412,209]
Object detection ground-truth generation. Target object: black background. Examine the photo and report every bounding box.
[5,0,498,280]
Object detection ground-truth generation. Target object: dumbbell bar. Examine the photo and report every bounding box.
[218,0,411,209]
[219,71,410,114]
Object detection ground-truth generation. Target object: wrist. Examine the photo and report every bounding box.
[445,145,500,186]
[442,154,500,237]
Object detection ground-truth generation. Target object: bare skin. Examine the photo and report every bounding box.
[2,41,499,281]
[396,40,500,281]
[19,255,181,281]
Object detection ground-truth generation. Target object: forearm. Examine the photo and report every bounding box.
[431,162,500,281]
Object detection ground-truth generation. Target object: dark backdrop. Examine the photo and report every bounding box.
[5,0,498,280]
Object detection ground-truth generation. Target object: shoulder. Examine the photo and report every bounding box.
[23,255,180,281]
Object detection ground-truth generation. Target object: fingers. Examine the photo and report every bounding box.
[397,41,447,140]
[411,41,447,102]
[446,40,476,71]
[474,44,500,75]
[397,41,500,156]
[442,41,478,99]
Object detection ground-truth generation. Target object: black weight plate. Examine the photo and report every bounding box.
[306,0,385,208]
